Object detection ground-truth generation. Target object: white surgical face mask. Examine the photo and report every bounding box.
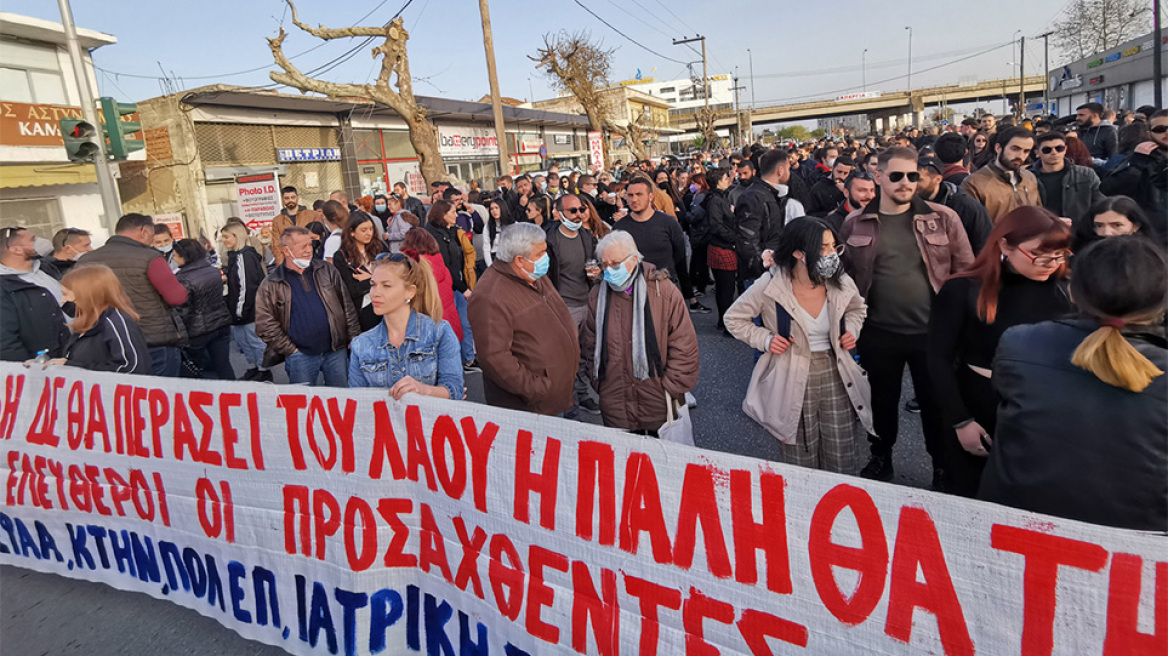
[156,244,173,254]
[291,257,312,269]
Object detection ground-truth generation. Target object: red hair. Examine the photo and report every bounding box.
[1064,137,1094,168]
[956,206,1071,323]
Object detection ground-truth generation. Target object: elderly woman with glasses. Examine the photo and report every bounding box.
[347,247,464,399]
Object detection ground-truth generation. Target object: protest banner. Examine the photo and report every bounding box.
[0,363,1164,655]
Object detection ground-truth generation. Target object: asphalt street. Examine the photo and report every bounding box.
[0,290,933,655]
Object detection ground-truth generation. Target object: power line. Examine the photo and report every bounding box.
[571,0,687,64]
[751,41,1010,80]
[751,40,1014,105]
[94,0,406,83]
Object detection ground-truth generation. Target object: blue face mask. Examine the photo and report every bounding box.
[526,253,549,280]
[374,204,387,212]
[561,217,582,232]
[604,262,632,288]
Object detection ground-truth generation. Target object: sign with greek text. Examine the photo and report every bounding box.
[588,131,604,171]
[0,364,1164,655]
[277,148,341,162]
[234,172,281,230]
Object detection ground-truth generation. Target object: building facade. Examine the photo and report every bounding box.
[527,86,675,163]
[1049,32,1168,115]
[0,12,118,241]
[120,87,590,240]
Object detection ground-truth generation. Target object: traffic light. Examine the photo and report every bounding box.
[99,96,144,161]
[59,118,101,163]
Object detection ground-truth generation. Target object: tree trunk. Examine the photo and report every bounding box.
[405,114,446,189]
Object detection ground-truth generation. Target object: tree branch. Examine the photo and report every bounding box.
[285,0,385,39]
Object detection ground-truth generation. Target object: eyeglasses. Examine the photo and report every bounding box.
[374,252,415,269]
[1040,145,1067,154]
[1017,245,1070,267]
[849,171,875,181]
[560,206,586,215]
[1151,125,1168,134]
[822,244,846,256]
[886,171,920,183]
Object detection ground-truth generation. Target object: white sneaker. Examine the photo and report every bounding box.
[685,392,697,409]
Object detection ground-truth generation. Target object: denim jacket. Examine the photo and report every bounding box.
[348,311,465,399]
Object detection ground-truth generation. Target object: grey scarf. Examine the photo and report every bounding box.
[594,265,662,381]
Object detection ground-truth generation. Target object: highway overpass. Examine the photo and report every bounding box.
[673,76,1048,135]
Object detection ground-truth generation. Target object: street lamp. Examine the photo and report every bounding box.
[862,48,868,92]
[901,26,911,91]
[747,48,755,108]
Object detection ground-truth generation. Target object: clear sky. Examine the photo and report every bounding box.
[8,0,1076,107]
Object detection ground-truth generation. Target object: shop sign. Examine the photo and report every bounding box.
[552,134,572,145]
[234,171,281,230]
[518,137,544,153]
[438,125,499,157]
[1104,52,1121,63]
[1122,45,1141,57]
[153,212,186,239]
[1087,58,1104,68]
[0,102,83,147]
[1089,75,1105,85]
[588,131,604,171]
[276,148,340,162]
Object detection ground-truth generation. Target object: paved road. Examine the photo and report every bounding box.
[0,291,933,655]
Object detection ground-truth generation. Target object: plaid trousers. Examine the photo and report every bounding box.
[781,351,862,474]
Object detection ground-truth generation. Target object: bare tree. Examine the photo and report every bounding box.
[693,106,724,151]
[610,111,655,162]
[531,31,615,161]
[267,0,446,186]
[1053,0,1153,62]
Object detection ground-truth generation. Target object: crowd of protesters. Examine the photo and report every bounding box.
[1,101,1165,532]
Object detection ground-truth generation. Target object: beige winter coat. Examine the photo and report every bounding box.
[724,267,873,444]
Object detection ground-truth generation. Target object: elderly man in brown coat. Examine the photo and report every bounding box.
[582,231,700,434]
[467,223,579,416]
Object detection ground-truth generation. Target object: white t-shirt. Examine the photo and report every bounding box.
[323,229,342,260]
[798,299,832,352]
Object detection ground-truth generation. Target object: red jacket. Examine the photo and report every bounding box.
[422,253,462,342]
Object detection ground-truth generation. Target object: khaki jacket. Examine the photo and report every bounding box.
[254,260,361,356]
[270,207,320,266]
[961,159,1041,223]
[467,260,579,416]
[581,264,700,431]
[840,195,976,296]
[724,267,872,444]
[458,229,478,290]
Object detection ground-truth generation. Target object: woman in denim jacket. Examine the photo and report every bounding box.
[348,250,464,399]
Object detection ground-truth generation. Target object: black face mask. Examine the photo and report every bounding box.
[657,180,670,190]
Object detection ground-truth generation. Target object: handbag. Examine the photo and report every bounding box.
[658,391,695,447]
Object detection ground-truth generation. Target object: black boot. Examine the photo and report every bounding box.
[860,453,894,481]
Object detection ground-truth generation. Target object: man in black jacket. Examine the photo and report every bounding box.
[805,156,853,216]
[823,171,877,233]
[0,227,69,362]
[917,156,993,254]
[43,228,92,276]
[734,149,805,279]
[1030,131,1105,224]
[1075,102,1118,164]
[545,193,600,415]
[1100,109,1168,231]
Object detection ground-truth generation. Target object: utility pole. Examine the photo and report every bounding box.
[1037,31,1053,114]
[1018,36,1026,117]
[674,35,709,144]
[478,0,511,177]
[905,26,914,127]
[731,76,746,145]
[58,0,121,235]
[862,48,868,92]
[1154,0,1163,109]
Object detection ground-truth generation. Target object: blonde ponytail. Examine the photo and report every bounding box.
[409,256,444,325]
[1071,324,1164,393]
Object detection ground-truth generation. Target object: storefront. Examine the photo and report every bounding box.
[438,124,501,185]
[1049,31,1168,115]
[0,15,119,241]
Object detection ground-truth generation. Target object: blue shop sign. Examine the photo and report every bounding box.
[277,148,341,162]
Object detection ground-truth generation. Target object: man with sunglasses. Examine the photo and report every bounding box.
[840,147,975,489]
[1029,131,1104,224]
[962,126,1041,223]
[546,193,601,416]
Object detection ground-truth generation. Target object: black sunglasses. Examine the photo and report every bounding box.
[1151,125,1168,134]
[0,226,26,242]
[886,171,921,183]
[849,171,875,181]
[560,206,586,215]
[374,252,415,269]
[1040,145,1067,154]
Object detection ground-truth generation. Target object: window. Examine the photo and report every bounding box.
[0,39,68,104]
[0,198,63,239]
[659,87,675,94]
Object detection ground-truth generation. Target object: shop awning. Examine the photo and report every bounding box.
[0,164,98,189]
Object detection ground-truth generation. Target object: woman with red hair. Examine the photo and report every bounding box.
[927,206,1074,496]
